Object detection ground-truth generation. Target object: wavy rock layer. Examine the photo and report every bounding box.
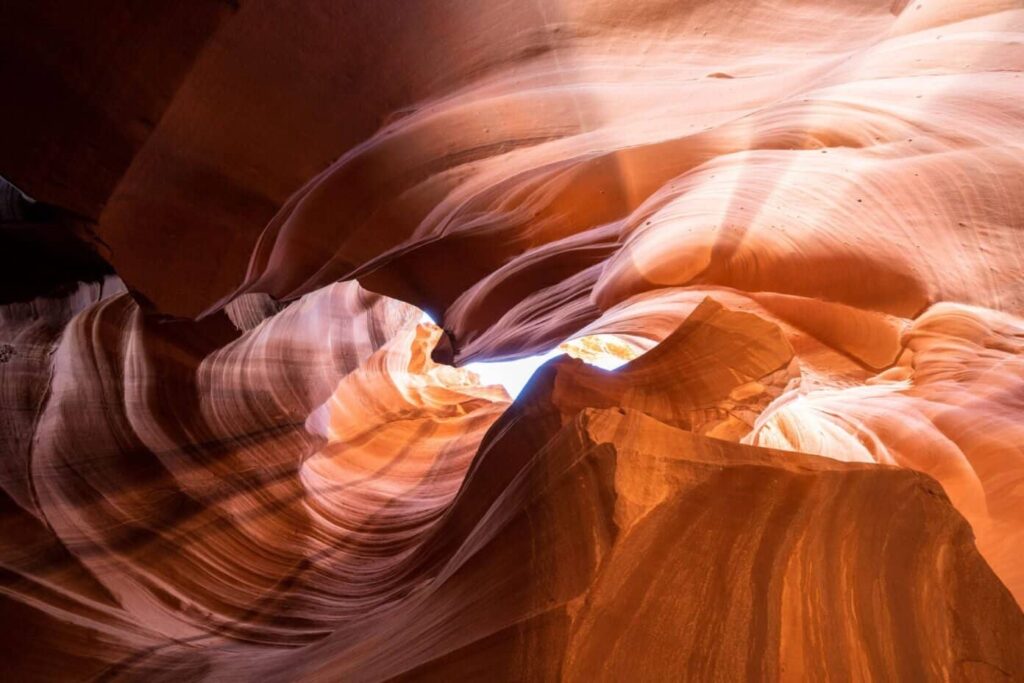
[1,281,423,678]
[120,407,1024,681]
[3,289,1023,679]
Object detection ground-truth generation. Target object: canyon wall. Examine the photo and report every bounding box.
[2,0,1023,679]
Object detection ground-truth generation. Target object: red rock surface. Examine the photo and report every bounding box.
[2,0,1024,680]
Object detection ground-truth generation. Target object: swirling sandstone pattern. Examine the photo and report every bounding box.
[3,0,1024,680]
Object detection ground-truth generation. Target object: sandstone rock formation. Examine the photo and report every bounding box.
[3,0,1024,680]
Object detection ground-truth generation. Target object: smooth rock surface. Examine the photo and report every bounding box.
[3,0,1024,680]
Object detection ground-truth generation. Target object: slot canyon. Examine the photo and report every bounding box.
[1,0,1023,680]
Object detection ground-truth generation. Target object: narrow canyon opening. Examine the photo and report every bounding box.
[420,310,635,397]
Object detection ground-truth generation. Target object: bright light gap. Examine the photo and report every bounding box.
[419,311,627,397]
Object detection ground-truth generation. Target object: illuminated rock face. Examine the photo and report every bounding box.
[3,0,1024,679]
[3,288,1022,680]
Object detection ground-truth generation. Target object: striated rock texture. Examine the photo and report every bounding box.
[3,287,1022,680]
[3,0,1024,680]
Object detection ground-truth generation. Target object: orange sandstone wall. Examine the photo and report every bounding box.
[2,0,1023,679]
